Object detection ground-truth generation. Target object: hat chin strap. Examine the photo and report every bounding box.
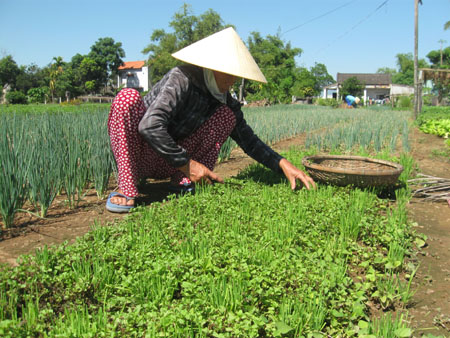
[203,69,227,104]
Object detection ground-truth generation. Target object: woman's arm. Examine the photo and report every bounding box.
[229,100,315,190]
[138,68,191,168]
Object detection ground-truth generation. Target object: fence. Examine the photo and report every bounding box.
[78,96,114,103]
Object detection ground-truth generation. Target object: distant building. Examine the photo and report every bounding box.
[323,73,414,105]
[117,61,149,92]
[390,84,415,96]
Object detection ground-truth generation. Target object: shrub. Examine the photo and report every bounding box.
[5,90,28,104]
[316,98,339,108]
[421,105,450,116]
[422,95,432,106]
[396,96,412,109]
[27,87,48,104]
[60,99,82,106]
[417,106,450,125]
[114,84,125,96]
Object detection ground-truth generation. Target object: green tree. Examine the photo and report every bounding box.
[310,62,334,95]
[85,80,97,93]
[427,46,450,68]
[142,4,228,83]
[194,9,225,42]
[340,76,364,99]
[142,29,180,84]
[54,66,77,100]
[391,53,428,85]
[291,68,316,99]
[6,90,28,104]
[376,67,397,76]
[88,37,125,89]
[426,45,450,104]
[66,53,88,96]
[0,55,21,89]
[71,53,85,68]
[445,20,450,30]
[79,57,104,93]
[247,31,302,104]
[15,64,46,95]
[170,3,198,48]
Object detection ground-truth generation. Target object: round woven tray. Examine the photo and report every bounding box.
[302,155,404,188]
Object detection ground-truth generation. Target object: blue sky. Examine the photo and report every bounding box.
[0,0,449,80]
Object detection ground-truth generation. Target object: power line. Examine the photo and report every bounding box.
[281,1,358,36]
[314,0,390,55]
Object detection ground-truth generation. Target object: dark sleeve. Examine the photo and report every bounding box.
[138,69,190,168]
[229,101,284,174]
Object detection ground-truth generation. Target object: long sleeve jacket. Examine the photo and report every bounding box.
[139,65,283,173]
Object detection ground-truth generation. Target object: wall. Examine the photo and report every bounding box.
[391,84,414,96]
[117,66,149,92]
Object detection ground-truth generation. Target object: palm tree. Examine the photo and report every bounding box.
[49,57,64,102]
[445,20,450,30]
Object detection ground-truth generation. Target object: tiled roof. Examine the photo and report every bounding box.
[337,73,391,85]
[118,61,146,70]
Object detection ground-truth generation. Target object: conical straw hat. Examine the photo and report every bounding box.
[172,27,267,83]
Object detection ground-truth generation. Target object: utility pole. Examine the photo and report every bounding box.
[413,0,421,119]
[438,39,447,66]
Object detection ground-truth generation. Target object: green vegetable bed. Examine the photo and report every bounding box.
[0,150,418,337]
[419,119,450,138]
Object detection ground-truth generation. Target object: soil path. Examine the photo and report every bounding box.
[406,128,450,338]
[0,127,448,337]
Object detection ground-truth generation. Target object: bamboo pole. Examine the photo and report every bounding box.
[413,0,419,119]
[408,174,450,202]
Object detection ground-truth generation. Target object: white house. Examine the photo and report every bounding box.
[391,84,415,96]
[323,73,414,105]
[117,61,149,92]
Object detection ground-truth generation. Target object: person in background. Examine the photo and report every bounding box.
[106,27,315,213]
[345,95,360,108]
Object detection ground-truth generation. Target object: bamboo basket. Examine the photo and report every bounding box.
[302,155,404,188]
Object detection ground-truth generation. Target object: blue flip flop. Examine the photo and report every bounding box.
[106,192,135,213]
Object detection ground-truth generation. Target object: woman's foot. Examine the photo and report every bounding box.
[106,190,135,213]
[109,190,135,206]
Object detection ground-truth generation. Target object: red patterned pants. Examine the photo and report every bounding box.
[108,88,236,198]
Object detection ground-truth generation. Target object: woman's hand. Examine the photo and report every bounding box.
[279,158,316,190]
[178,159,224,184]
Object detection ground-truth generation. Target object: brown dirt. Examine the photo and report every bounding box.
[406,127,450,338]
[0,126,448,336]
